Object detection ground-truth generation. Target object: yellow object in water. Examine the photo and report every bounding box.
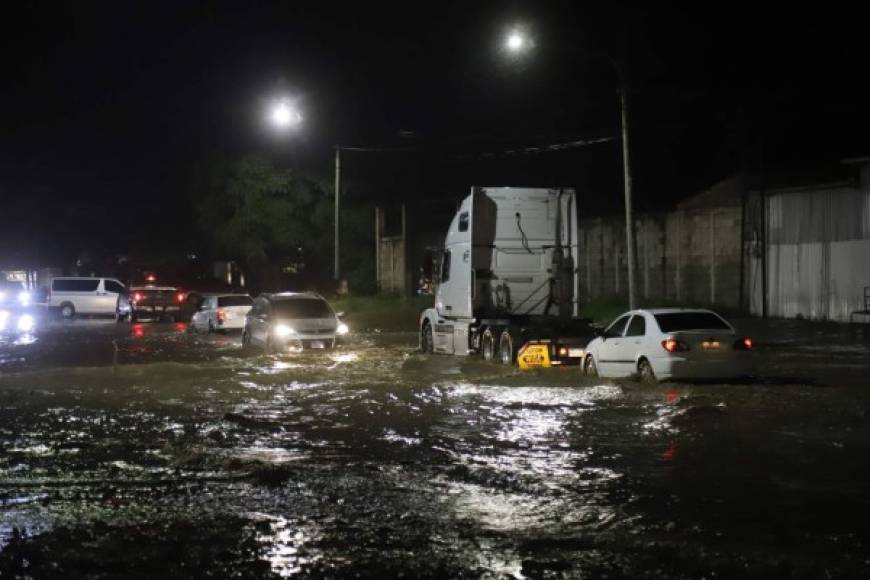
[517,343,551,369]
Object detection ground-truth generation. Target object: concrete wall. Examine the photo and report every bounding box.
[579,206,744,310]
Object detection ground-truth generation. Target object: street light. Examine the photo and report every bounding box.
[503,27,533,56]
[269,98,302,129]
[501,28,638,309]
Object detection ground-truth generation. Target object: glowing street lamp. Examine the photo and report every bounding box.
[269,98,302,128]
[504,27,532,55]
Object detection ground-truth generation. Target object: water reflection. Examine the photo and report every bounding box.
[250,513,319,577]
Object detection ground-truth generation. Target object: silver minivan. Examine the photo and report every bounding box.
[49,277,128,319]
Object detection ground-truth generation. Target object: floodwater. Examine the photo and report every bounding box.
[1,318,870,578]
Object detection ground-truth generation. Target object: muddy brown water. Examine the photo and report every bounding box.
[1,319,869,578]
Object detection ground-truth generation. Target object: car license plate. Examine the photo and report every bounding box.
[568,348,584,358]
[702,340,720,350]
[309,341,325,349]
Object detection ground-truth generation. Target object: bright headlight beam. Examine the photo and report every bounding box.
[274,324,295,338]
[336,322,349,336]
[17,314,35,333]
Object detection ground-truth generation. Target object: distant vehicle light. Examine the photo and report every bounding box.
[146,274,156,282]
[18,291,31,307]
[133,293,143,303]
[734,337,753,350]
[176,292,186,303]
[216,308,226,322]
[17,314,35,333]
[557,346,569,357]
[274,324,295,338]
[662,337,690,353]
[336,322,349,336]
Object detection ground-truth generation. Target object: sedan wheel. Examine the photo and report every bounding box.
[421,323,434,354]
[638,359,657,384]
[585,355,598,377]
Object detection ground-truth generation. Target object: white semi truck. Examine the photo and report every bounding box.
[419,186,595,367]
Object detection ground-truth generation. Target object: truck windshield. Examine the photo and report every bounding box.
[273,298,332,319]
[654,312,730,332]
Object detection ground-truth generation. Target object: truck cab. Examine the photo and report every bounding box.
[420,187,593,365]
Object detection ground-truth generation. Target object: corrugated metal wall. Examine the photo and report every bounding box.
[763,186,870,321]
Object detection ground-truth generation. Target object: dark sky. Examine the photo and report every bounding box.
[2,1,869,261]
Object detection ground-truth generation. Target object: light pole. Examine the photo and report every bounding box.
[503,28,638,309]
[334,146,341,281]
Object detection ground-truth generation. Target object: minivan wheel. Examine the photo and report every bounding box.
[60,303,75,319]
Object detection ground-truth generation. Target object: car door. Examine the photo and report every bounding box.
[75,279,102,313]
[595,314,631,376]
[618,314,648,376]
[101,279,126,315]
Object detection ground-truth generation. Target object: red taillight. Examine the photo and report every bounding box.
[133,292,143,303]
[661,337,690,353]
[734,337,753,350]
[216,308,226,322]
[176,292,185,303]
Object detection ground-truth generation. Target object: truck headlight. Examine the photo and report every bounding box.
[336,322,349,336]
[274,324,295,338]
[17,314,35,333]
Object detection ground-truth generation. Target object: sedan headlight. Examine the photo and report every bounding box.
[336,322,349,336]
[17,314,35,333]
[274,323,295,338]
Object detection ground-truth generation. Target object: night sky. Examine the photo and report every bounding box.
[2,1,869,262]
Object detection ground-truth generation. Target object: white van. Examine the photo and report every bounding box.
[49,277,127,319]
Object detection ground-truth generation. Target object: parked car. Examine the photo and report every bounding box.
[242,292,349,352]
[48,277,128,319]
[190,293,253,333]
[583,308,753,382]
[130,285,185,322]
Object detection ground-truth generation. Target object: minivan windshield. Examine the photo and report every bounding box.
[654,312,731,332]
[218,295,253,307]
[272,298,332,319]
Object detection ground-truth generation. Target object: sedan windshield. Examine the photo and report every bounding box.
[654,312,731,332]
[272,298,332,319]
[218,295,252,307]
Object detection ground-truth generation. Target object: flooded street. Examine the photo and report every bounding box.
[1,319,870,578]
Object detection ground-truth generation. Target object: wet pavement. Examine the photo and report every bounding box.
[1,318,870,578]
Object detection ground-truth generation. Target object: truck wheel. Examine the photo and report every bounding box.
[60,303,75,319]
[421,322,434,354]
[481,328,497,361]
[498,330,516,366]
[585,355,598,377]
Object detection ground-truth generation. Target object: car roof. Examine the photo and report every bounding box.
[263,291,324,301]
[203,293,251,298]
[130,285,177,291]
[625,307,721,316]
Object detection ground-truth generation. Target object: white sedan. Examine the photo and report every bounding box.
[190,294,253,332]
[583,308,753,382]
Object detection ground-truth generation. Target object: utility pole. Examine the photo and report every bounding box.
[617,72,637,310]
[334,146,341,281]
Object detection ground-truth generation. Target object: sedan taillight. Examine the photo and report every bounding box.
[662,337,690,353]
[733,337,753,350]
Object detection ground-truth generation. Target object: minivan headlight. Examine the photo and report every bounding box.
[274,324,295,338]
[336,322,349,336]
